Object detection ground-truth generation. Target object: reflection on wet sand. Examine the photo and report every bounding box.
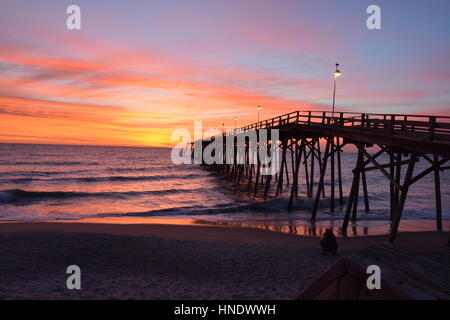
[194,219,445,238]
[194,220,371,237]
[5,217,445,239]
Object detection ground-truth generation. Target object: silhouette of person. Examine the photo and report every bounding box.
[320,229,338,255]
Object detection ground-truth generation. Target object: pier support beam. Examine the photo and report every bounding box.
[434,155,442,231]
[362,168,370,212]
[394,153,402,217]
[351,148,362,222]
[337,137,344,205]
[342,144,364,233]
[330,138,335,212]
[275,141,287,196]
[389,150,395,219]
[389,153,417,243]
[311,138,331,220]
[253,161,261,198]
[288,139,305,211]
[303,143,310,198]
[309,139,315,199]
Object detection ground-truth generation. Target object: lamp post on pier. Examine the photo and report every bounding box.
[332,63,342,120]
[258,105,262,122]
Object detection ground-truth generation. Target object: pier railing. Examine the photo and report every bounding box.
[227,111,450,141]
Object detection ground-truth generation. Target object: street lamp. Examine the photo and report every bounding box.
[234,116,238,130]
[332,63,342,119]
[258,105,262,122]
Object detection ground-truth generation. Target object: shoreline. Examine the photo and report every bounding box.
[0,218,449,251]
[1,216,448,238]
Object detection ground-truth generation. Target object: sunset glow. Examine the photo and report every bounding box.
[1,0,449,147]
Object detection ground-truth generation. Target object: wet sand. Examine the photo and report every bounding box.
[0,220,448,299]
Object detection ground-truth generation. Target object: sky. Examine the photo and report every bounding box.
[0,0,449,147]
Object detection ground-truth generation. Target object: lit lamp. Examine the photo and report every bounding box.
[258,105,262,122]
[334,67,341,79]
[332,63,341,119]
[234,116,238,130]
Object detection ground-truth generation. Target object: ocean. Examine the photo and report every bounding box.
[0,143,448,235]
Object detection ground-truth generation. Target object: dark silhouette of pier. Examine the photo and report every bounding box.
[197,111,450,243]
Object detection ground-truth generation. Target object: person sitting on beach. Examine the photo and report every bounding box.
[320,229,338,255]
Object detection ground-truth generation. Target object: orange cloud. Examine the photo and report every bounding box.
[0,34,326,147]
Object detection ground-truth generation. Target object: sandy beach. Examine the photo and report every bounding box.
[0,220,448,300]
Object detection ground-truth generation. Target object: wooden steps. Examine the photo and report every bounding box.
[297,242,450,300]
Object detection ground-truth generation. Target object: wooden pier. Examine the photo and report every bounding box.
[197,111,450,243]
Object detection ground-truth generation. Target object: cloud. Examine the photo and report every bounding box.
[0,4,449,146]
